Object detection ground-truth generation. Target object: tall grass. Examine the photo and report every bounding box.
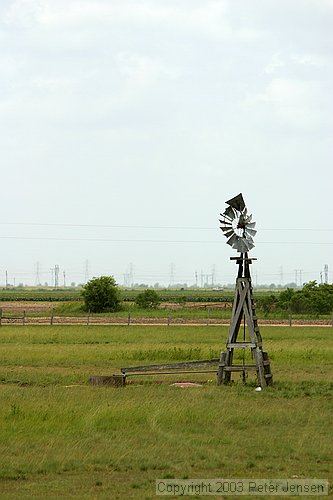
[0,325,332,498]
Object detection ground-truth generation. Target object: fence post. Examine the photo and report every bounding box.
[127,312,131,326]
[23,310,26,325]
[87,314,90,326]
[0,308,2,326]
[50,314,53,325]
[207,308,210,326]
[289,305,292,327]
[167,314,171,326]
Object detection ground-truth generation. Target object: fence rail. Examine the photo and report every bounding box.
[0,309,332,327]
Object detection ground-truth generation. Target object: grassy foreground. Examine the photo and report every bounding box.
[0,325,332,499]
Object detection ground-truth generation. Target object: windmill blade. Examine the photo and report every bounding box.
[226,233,239,247]
[244,228,257,237]
[224,229,235,238]
[246,235,255,247]
[225,193,245,212]
[219,219,232,226]
[236,238,250,253]
[246,221,256,229]
[247,240,255,250]
[224,206,236,220]
[220,226,233,234]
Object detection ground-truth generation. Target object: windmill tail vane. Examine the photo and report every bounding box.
[219,193,257,253]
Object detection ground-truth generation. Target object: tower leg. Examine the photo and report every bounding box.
[253,349,267,388]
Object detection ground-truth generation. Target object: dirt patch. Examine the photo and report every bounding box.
[0,301,55,313]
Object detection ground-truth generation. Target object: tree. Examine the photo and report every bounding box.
[258,294,277,315]
[135,289,161,309]
[290,281,333,314]
[82,276,121,313]
[278,288,295,309]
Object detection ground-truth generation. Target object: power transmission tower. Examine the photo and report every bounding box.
[123,273,130,287]
[5,270,8,288]
[279,266,284,286]
[212,265,216,286]
[324,264,329,284]
[295,269,303,287]
[54,265,59,288]
[169,263,175,287]
[35,261,41,286]
[298,270,303,287]
[84,260,90,283]
[63,271,66,287]
[129,262,134,287]
[50,268,54,287]
[195,271,198,287]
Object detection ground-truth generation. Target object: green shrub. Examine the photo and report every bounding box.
[81,276,121,313]
[135,289,161,309]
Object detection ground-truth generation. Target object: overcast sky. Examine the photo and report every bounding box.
[0,0,332,287]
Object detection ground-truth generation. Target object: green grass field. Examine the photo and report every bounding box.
[0,325,332,499]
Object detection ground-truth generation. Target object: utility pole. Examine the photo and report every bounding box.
[195,271,198,287]
[63,271,66,288]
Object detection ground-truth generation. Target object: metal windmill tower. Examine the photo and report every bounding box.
[218,193,272,388]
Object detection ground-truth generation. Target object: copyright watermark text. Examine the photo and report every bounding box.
[156,478,329,496]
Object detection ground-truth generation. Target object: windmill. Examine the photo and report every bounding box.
[218,193,272,388]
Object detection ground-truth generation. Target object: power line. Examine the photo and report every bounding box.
[0,236,332,245]
[0,222,331,231]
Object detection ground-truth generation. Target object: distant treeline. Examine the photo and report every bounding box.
[0,287,270,303]
[255,282,333,314]
[0,282,332,315]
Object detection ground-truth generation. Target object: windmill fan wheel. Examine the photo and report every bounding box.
[219,193,257,253]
